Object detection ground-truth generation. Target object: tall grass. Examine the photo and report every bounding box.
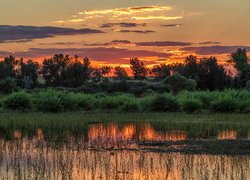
[1,89,249,113]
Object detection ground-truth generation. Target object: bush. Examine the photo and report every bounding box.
[181,98,203,113]
[155,83,171,93]
[99,96,123,111]
[0,77,17,94]
[211,97,239,112]
[75,94,97,111]
[120,100,141,112]
[34,90,75,112]
[3,91,32,111]
[150,94,179,112]
[163,73,197,94]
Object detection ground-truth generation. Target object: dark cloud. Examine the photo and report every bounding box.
[0,25,104,43]
[84,40,132,46]
[38,41,84,46]
[162,24,182,27]
[135,41,192,47]
[100,23,146,28]
[110,40,131,44]
[3,39,33,43]
[0,47,171,64]
[83,40,191,47]
[117,30,155,33]
[198,41,221,45]
[181,46,250,55]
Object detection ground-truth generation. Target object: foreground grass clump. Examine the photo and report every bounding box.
[33,90,76,112]
[211,97,238,112]
[3,91,32,111]
[150,94,179,112]
[0,89,249,113]
[180,98,203,113]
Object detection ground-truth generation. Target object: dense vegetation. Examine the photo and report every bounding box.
[0,48,249,95]
[0,89,249,113]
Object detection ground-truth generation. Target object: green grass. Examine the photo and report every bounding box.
[1,89,249,113]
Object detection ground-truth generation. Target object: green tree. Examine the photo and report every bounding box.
[130,58,147,80]
[163,73,196,94]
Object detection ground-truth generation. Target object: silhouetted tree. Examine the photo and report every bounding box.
[0,77,17,94]
[229,48,250,87]
[42,54,70,86]
[17,59,39,89]
[90,66,112,82]
[183,55,199,81]
[150,64,171,80]
[197,57,229,90]
[114,66,128,80]
[130,58,147,80]
[0,56,17,79]
[63,57,91,87]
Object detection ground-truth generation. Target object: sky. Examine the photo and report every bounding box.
[0,0,250,67]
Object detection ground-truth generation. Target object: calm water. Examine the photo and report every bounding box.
[0,122,250,179]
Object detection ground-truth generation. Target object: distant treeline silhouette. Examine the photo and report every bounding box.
[0,48,249,94]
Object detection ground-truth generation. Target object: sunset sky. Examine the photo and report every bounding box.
[1,0,250,67]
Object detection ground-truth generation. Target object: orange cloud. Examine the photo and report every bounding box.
[132,16,183,20]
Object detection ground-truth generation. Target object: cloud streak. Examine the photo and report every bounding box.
[132,16,183,20]
[0,25,104,43]
[81,6,172,15]
[100,22,146,28]
[181,46,250,55]
[114,29,155,33]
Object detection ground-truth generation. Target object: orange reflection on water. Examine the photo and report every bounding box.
[122,124,136,139]
[139,124,187,141]
[88,123,187,146]
[139,124,164,141]
[217,130,237,140]
[36,128,44,140]
[166,130,187,141]
[13,130,22,139]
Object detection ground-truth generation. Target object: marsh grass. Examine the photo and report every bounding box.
[0,112,249,140]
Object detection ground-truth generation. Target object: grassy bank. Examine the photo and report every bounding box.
[0,89,249,113]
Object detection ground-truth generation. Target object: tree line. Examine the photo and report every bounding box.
[0,48,249,94]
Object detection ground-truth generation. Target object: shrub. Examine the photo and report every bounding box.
[181,98,203,113]
[34,90,75,112]
[0,77,17,94]
[3,91,32,111]
[140,95,155,111]
[211,97,239,112]
[163,73,197,94]
[120,100,141,112]
[155,83,171,93]
[75,94,97,111]
[150,94,179,112]
[99,96,122,111]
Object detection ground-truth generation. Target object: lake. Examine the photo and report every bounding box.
[0,120,250,179]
